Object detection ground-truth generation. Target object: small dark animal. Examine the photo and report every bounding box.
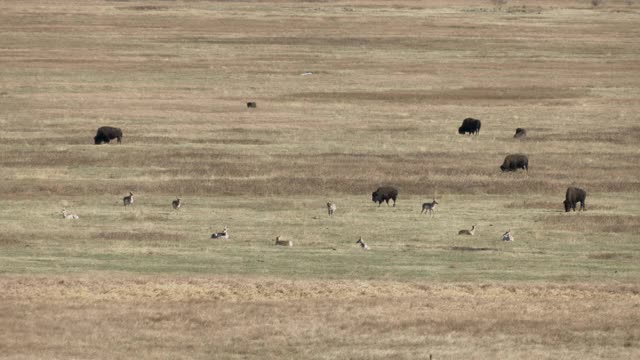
[500,154,529,172]
[514,128,527,138]
[372,186,398,207]
[94,126,123,145]
[564,187,587,212]
[458,118,481,135]
[247,102,257,108]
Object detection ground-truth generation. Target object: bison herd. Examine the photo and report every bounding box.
[86,114,586,243]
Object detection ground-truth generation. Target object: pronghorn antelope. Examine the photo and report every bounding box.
[327,202,337,216]
[211,226,229,240]
[356,237,370,250]
[421,199,439,216]
[172,197,182,210]
[123,192,134,207]
[275,235,293,247]
[61,208,79,220]
[458,225,476,236]
[502,230,514,241]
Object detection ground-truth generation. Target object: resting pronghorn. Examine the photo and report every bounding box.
[211,226,229,240]
[61,208,79,220]
[275,235,293,247]
[421,199,439,216]
[123,192,134,207]
[458,225,476,236]
[502,230,514,241]
[356,237,370,250]
[172,197,182,210]
[327,202,336,216]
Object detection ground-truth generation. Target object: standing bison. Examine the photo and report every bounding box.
[372,186,398,207]
[458,118,481,135]
[94,126,123,144]
[564,187,587,212]
[500,154,528,172]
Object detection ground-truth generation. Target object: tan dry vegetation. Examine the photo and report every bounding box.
[1,0,640,358]
[1,275,639,359]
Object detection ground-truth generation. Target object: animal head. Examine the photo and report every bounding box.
[563,200,570,212]
[371,191,378,202]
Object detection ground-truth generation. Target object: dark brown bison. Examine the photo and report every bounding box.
[94,126,122,144]
[247,102,257,108]
[372,186,398,207]
[564,187,587,212]
[458,118,481,135]
[500,154,528,172]
[514,128,527,138]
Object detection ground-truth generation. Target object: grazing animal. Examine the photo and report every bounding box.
[458,225,476,236]
[123,192,134,207]
[564,187,587,212]
[421,199,439,216]
[356,237,370,250]
[327,202,337,216]
[502,230,514,241]
[500,154,529,172]
[61,208,79,220]
[514,128,527,138]
[275,235,293,247]
[172,197,182,210]
[211,226,229,240]
[94,126,123,144]
[458,118,481,135]
[247,102,257,108]
[372,186,399,207]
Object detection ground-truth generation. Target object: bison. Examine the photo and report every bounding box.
[247,102,257,108]
[514,128,527,138]
[94,126,123,144]
[458,118,481,135]
[500,154,528,172]
[372,186,398,207]
[564,187,587,212]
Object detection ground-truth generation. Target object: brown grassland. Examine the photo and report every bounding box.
[1,0,639,358]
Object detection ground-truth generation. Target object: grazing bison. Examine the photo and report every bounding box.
[500,154,528,172]
[94,126,122,144]
[514,128,527,138]
[247,102,257,108]
[564,187,587,212]
[458,118,481,135]
[372,186,398,207]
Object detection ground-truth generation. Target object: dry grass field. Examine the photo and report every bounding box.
[1,0,639,358]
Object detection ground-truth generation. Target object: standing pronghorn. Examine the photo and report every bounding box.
[172,197,182,210]
[421,198,439,216]
[123,192,134,207]
[61,208,79,220]
[356,237,370,250]
[327,202,337,216]
[502,230,514,241]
